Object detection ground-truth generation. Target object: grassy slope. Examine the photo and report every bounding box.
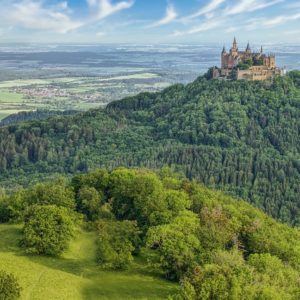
[0,224,177,300]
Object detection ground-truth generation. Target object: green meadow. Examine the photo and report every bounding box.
[0,224,178,300]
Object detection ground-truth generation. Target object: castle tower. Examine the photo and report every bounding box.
[221,46,227,68]
[232,37,237,50]
[246,42,251,54]
[230,37,238,57]
[269,55,276,68]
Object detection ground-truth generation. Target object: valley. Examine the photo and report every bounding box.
[1,43,299,121]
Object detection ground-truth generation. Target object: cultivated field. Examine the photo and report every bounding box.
[0,73,170,121]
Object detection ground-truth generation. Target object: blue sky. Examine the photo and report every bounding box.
[0,0,299,44]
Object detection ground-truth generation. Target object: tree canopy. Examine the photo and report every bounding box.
[1,167,300,298]
[0,74,300,227]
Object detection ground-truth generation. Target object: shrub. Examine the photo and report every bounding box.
[21,205,74,256]
[22,178,75,210]
[96,220,140,270]
[76,187,103,221]
[0,271,21,300]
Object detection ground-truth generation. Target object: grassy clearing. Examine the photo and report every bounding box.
[100,73,159,81]
[0,79,50,88]
[0,90,24,104]
[0,224,178,300]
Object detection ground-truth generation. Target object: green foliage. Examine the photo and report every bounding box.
[77,186,103,221]
[236,59,253,70]
[289,70,300,87]
[253,57,264,66]
[173,251,300,300]
[96,220,140,270]
[22,178,75,209]
[147,211,201,280]
[0,179,75,224]
[21,205,74,256]
[0,193,25,223]
[0,76,300,226]
[0,270,21,300]
[108,168,191,229]
[2,167,300,298]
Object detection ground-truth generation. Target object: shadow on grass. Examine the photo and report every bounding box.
[0,225,179,299]
[0,224,22,252]
[81,273,178,300]
[25,253,178,299]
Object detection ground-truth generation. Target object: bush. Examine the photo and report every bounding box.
[22,179,75,210]
[96,220,140,270]
[0,271,21,300]
[147,211,201,280]
[21,205,74,256]
[76,187,103,221]
[0,193,26,223]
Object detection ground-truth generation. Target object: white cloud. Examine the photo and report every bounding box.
[226,26,239,33]
[96,31,106,37]
[225,0,284,15]
[10,1,82,33]
[147,3,177,28]
[0,0,134,34]
[183,0,225,21]
[173,19,221,36]
[246,12,300,30]
[87,0,134,20]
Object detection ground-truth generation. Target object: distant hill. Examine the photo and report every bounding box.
[0,71,300,225]
[0,109,78,126]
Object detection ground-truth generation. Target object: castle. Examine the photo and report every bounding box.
[213,38,285,81]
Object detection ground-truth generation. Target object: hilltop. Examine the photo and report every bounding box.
[0,71,300,225]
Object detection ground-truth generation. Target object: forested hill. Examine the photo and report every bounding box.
[0,109,77,127]
[0,71,300,225]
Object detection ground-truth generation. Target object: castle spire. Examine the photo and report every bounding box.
[233,37,237,49]
[246,41,251,53]
[222,45,226,54]
[260,45,263,54]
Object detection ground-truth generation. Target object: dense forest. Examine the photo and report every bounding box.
[1,168,300,299]
[0,110,77,127]
[0,71,300,226]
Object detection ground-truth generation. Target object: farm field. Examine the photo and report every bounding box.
[0,224,178,300]
[0,73,170,120]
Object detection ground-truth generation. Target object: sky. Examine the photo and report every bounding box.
[0,0,299,44]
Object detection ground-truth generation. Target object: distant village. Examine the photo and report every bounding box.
[213,38,286,81]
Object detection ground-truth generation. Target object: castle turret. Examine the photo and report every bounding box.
[230,37,238,56]
[233,37,237,50]
[246,42,251,53]
[221,46,227,68]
